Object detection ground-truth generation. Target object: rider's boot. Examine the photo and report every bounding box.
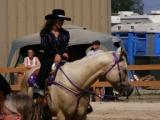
[33,83,45,96]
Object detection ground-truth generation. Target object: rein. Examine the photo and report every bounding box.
[102,52,123,85]
[53,64,101,98]
[51,52,124,119]
[113,52,123,84]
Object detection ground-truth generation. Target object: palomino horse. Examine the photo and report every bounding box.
[23,51,133,120]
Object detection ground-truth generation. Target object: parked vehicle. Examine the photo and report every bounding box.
[8,25,115,68]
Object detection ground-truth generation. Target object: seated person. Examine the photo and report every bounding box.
[86,40,105,101]
[23,49,41,68]
[86,40,104,56]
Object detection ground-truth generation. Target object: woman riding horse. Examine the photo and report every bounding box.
[24,51,133,120]
[34,9,71,96]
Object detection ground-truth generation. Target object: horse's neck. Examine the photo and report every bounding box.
[62,53,113,89]
[81,55,113,88]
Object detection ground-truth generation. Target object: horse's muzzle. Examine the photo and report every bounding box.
[121,84,133,97]
[115,83,133,97]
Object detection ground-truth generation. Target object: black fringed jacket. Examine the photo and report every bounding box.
[40,28,70,59]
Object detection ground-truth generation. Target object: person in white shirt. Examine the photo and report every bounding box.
[87,40,104,56]
[86,40,105,101]
[23,49,41,68]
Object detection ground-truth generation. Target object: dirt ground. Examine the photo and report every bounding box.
[87,101,160,120]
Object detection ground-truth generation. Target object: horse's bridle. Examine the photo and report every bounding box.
[103,52,126,85]
[104,52,128,94]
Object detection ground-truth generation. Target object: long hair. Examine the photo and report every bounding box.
[4,93,39,120]
[0,91,4,112]
[40,19,57,37]
[0,74,11,98]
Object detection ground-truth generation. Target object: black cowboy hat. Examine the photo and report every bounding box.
[45,9,71,21]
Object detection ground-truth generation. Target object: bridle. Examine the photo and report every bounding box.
[108,52,129,95]
[103,52,127,85]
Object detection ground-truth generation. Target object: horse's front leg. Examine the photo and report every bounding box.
[77,115,87,120]
[57,110,65,120]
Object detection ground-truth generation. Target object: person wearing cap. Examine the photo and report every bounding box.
[34,9,71,95]
[86,40,104,56]
[86,41,105,101]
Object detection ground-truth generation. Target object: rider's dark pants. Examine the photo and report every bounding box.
[37,57,54,90]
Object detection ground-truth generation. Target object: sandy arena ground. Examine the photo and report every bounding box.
[87,101,160,120]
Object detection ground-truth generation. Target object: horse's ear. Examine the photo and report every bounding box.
[119,49,125,61]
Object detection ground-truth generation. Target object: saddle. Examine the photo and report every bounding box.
[27,61,66,88]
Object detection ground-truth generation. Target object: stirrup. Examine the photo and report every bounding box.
[33,84,45,96]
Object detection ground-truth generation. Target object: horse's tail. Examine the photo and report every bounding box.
[21,76,28,94]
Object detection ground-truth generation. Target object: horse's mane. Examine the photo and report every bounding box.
[67,51,115,65]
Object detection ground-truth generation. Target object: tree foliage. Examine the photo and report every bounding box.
[112,0,144,14]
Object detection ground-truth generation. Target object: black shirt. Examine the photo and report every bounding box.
[40,28,70,59]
